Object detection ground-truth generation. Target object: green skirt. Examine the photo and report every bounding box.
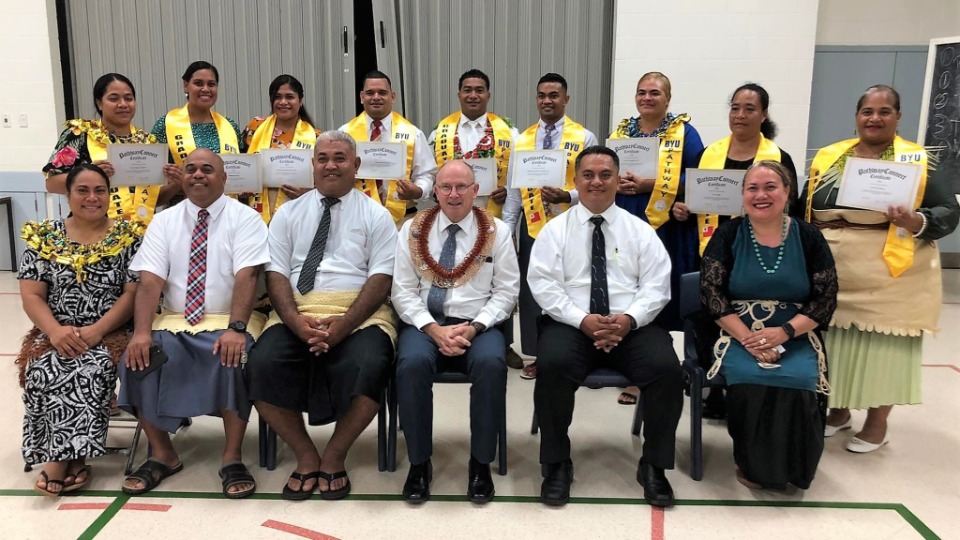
[825,326,922,409]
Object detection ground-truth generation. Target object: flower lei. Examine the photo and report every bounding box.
[66,119,157,145]
[455,120,495,159]
[613,112,680,139]
[22,219,145,282]
[409,206,495,288]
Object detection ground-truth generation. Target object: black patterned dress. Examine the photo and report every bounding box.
[17,219,142,465]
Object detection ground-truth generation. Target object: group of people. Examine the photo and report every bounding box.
[19,60,958,507]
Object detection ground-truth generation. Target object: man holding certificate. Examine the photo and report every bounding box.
[339,70,437,224]
[501,73,597,378]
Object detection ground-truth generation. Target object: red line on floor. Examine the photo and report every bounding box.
[262,520,341,540]
[651,506,664,540]
[58,502,171,512]
[59,503,110,511]
[922,363,960,374]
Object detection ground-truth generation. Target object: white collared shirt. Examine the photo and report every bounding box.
[268,188,397,292]
[393,209,519,330]
[527,203,671,330]
[338,113,438,200]
[502,117,599,233]
[131,195,270,314]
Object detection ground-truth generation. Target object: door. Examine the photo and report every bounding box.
[371,0,405,115]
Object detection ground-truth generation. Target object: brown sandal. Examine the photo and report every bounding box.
[34,471,64,497]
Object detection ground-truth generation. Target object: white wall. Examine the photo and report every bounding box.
[610,0,819,167]
[817,0,960,46]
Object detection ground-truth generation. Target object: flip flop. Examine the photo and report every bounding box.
[34,471,64,497]
[318,470,351,500]
[617,392,638,405]
[219,462,256,499]
[281,470,320,501]
[121,459,183,495]
[63,465,92,493]
[520,362,537,380]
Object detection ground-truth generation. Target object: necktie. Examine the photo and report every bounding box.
[185,209,210,325]
[589,215,610,316]
[427,224,461,324]
[542,123,557,149]
[371,119,386,202]
[296,197,341,295]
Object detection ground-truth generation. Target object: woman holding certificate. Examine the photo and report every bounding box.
[609,72,703,404]
[239,74,322,221]
[43,73,178,224]
[701,160,837,490]
[807,85,959,453]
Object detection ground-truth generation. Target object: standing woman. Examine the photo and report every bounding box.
[239,74,322,221]
[610,72,704,404]
[43,73,179,224]
[18,164,143,495]
[808,85,958,452]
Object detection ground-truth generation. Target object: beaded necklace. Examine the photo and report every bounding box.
[747,216,787,274]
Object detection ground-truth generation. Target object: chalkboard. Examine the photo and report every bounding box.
[918,37,960,194]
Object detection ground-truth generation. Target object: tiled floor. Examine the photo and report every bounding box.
[0,270,957,540]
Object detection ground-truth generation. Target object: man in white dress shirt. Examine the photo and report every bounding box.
[339,70,437,224]
[392,160,520,504]
[120,148,270,498]
[501,73,598,377]
[246,131,398,501]
[527,146,683,508]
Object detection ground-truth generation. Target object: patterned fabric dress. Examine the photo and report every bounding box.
[17,219,142,465]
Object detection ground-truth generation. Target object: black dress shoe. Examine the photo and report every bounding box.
[505,349,525,369]
[540,460,573,506]
[637,459,674,507]
[467,456,495,503]
[402,460,432,504]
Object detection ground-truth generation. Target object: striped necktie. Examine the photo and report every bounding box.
[297,197,340,295]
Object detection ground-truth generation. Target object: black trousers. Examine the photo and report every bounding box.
[517,217,540,356]
[534,317,684,469]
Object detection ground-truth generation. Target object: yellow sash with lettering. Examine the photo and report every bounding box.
[83,122,162,225]
[609,114,689,229]
[345,112,415,222]
[434,112,514,217]
[807,136,927,277]
[697,135,781,254]
[243,115,318,222]
[164,104,239,165]
[516,117,587,238]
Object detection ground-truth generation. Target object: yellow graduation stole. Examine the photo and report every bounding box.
[82,121,162,225]
[515,117,587,238]
[164,104,239,165]
[609,114,689,229]
[243,115,318,222]
[345,112,416,223]
[433,112,514,217]
[807,136,927,277]
[697,135,781,254]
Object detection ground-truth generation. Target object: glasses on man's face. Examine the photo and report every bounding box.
[437,183,475,195]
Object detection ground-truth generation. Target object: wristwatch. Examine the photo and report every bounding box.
[227,321,247,333]
[781,322,796,340]
[469,321,487,334]
[626,314,639,331]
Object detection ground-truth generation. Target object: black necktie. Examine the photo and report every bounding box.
[297,197,340,295]
[589,215,610,316]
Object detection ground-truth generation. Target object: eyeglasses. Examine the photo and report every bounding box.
[436,183,475,195]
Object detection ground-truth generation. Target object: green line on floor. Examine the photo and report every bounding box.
[77,494,128,540]
[895,504,941,540]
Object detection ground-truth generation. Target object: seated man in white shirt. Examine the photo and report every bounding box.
[246,131,398,501]
[392,160,520,504]
[120,148,270,499]
[528,146,683,508]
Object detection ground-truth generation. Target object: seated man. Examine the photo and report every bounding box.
[392,160,520,504]
[120,148,270,499]
[246,131,398,501]
[528,146,683,507]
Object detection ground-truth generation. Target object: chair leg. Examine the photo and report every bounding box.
[690,371,704,481]
[266,424,277,471]
[258,417,268,469]
[631,397,643,437]
[530,410,539,435]
[377,391,387,472]
[387,378,398,472]
[125,421,143,475]
[497,393,508,476]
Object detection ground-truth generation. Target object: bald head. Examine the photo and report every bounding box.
[434,159,478,222]
[183,148,227,208]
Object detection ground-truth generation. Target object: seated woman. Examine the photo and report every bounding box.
[700,161,838,490]
[17,163,143,496]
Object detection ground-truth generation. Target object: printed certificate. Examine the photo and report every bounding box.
[685,168,747,216]
[260,149,313,188]
[464,158,497,196]
[836,157,922,212]
[222,154,261,194]
[356,142,408,180]
[106,143,166,186]
[606,137,659,178]
[509,150,567,189]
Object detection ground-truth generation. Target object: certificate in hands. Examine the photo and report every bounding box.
[356,142,408,180]
[836,157,922,212]
[509,150,567,189]
[605,137,659,179]
[106,143,166,186]
[464,158,497,195]
[222,154,261,194]
[684,168,747,216]
[260,149,313,188]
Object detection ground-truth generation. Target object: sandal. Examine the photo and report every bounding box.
[219,462,256,499]
[318,470,351,500]
[121,459,183,495]
[617,391,638,405]
[520,362,537,380]
[34,470,64,497]
[281,470,320,501]
[63,465,92,493]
